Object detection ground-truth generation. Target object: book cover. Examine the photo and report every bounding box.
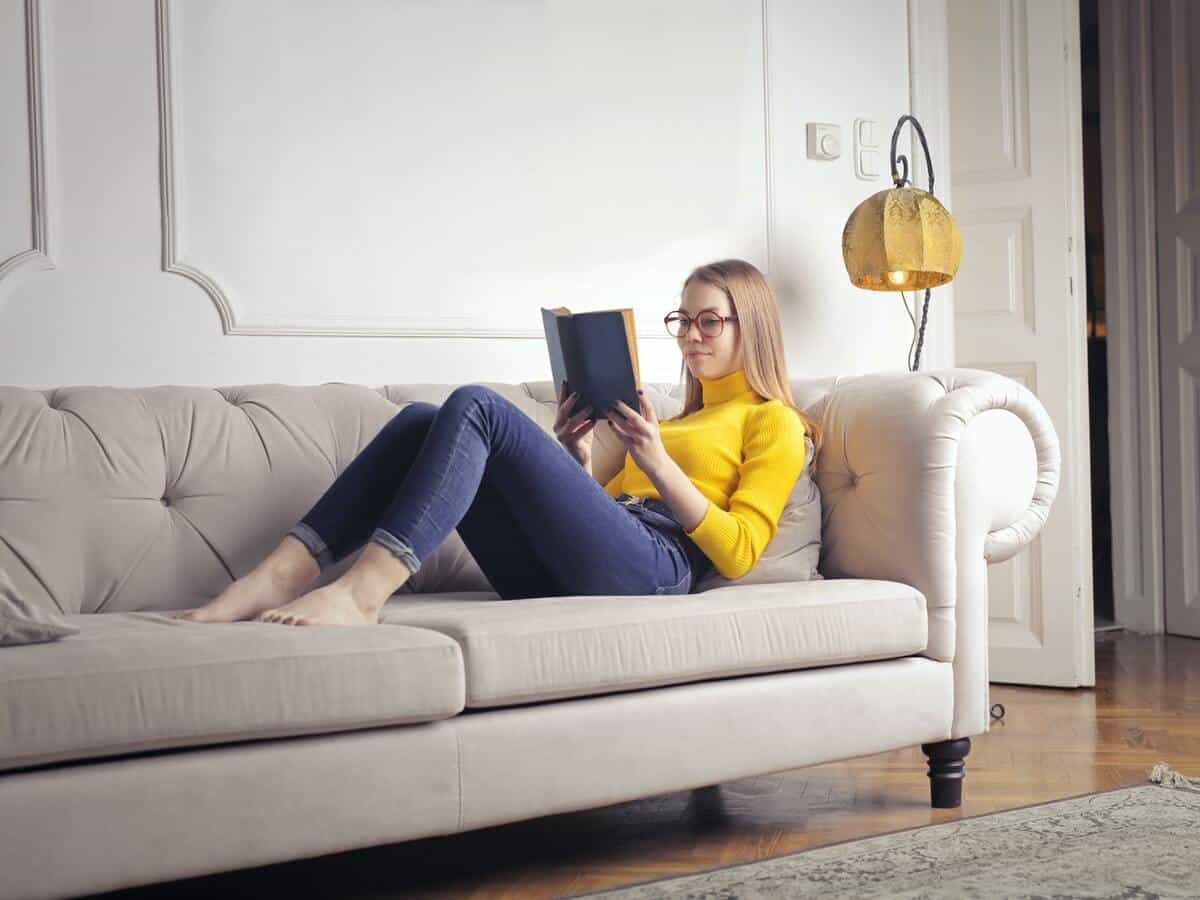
[541,306,641,421]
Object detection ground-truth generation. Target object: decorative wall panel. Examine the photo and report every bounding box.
[0,0,51,284]
[157,0,771,338]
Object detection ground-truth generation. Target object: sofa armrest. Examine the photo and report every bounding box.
[814,368,1060,738]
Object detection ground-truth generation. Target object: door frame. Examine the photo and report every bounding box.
[906,0,955,372]
[1062,0,1097,683]
[1097,0,1165,634]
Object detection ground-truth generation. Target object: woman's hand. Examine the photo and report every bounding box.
[554,381,596,467]
[607,391,670,478]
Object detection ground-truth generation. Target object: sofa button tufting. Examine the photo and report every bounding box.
[161,496,170,507]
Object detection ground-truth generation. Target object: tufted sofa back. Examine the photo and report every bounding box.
[0,378,839,615]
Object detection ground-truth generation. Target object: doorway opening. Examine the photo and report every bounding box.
[1079,0,1119,634]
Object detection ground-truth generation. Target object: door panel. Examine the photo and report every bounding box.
[1154,0,1200,638]
[948,0,1095,685]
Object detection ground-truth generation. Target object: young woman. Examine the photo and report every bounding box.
[180,259,821,627]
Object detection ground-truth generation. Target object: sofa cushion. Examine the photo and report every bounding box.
[0,379,837,612]
[380,579,926,708]
[0,612,465,773]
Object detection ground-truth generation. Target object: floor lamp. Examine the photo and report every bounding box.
[841,114,962,372]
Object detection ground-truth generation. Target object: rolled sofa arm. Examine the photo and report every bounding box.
[812,368,1061,737]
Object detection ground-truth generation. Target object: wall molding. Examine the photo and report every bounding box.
[1180,369,1199,612]
[155,0,774,339]
[1098,0,1165,634]
[906,0,955,369]
[0,0,54,285]
[760,0,774,281]
[1168,0,1195,216]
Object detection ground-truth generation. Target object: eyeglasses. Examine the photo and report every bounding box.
[664,311,739,338]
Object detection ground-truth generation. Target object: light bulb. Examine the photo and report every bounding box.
[887,270,910,286]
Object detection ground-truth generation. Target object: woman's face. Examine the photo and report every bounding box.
[675,281,743,380]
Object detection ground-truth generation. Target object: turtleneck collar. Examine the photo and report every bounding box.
[698,368,758,406]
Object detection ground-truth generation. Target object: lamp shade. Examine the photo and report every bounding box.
[841,186,962,291]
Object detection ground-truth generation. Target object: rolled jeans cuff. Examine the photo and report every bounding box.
[287,522,334,570]
[369,528,422,576]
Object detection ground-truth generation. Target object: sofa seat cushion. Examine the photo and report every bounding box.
[379,579,927,708]
[0,612,465,773]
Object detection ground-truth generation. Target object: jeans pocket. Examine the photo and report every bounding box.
[654,567,693,596]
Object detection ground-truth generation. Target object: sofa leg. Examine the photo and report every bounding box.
[920,738,971,808]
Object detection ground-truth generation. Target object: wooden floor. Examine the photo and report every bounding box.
[100,631,1200,900]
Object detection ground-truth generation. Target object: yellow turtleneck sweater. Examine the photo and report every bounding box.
[602,368,808,580]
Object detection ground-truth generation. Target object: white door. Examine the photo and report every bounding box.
[947,0,1095,686]
[1154,1,1200,638]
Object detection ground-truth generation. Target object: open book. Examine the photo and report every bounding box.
[541,306,641,421]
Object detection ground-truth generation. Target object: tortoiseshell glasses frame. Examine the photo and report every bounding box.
[664,310,739,338]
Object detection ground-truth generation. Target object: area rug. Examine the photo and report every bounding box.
[579,763,1200,899]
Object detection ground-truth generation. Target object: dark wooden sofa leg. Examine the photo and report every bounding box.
[921,738,971,808]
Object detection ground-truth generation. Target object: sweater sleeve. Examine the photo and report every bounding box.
[684,401,808,579]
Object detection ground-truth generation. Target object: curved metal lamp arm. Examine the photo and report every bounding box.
[889,114,936,195]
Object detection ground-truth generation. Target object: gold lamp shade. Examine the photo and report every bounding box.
[841,186,962,291]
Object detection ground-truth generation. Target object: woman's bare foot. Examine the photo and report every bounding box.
[179,537,319,623]
[178,566,308,623]
[257,542,411,627]
[256,581,379,626]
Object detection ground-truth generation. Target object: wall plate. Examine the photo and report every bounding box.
[853,117,881,180]
[806,123,841,160]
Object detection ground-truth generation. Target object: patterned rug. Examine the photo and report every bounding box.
[579,763,1200,900]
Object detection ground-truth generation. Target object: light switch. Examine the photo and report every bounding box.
[806,123,841,161]
[856,119,877,147]
[854,118,881,180]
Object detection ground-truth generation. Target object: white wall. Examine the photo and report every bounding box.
[0,0,937,390]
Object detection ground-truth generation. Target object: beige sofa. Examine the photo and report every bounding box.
[0,369,1059,900]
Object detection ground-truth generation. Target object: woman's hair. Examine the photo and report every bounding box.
[665,259,823,468]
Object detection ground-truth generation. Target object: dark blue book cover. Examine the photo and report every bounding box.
[541,307,640,421]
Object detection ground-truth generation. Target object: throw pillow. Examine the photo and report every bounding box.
[693,435,822,591]
[0,565,80,646]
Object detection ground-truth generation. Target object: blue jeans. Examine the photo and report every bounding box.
[287,385,711,600]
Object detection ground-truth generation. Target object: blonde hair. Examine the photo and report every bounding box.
[666,259,822,468]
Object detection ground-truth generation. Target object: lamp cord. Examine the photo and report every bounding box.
[913,288,931,371]
[899,288,932,372]
[900,290,917,369]
[889,115,937,373]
